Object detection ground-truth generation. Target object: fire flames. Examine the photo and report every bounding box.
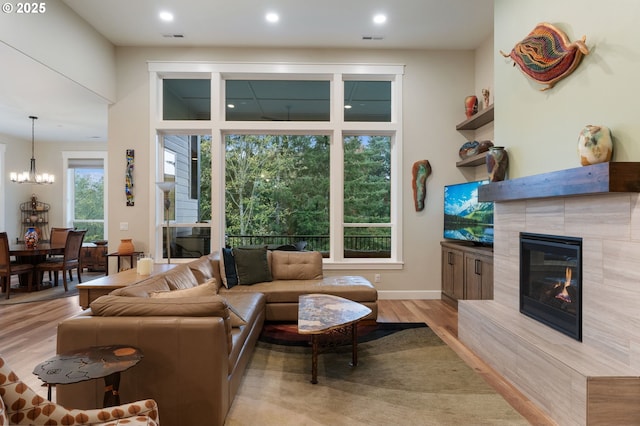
[554,267,572,303]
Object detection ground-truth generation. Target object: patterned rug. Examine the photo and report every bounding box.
[227,323,529,425]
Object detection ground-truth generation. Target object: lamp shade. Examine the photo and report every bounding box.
[156,181,176,193]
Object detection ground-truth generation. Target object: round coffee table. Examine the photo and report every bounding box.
[33,344,143,407]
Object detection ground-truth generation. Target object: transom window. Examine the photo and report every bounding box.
[150,62,403,267]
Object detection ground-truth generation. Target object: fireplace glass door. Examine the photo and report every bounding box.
[520,233,582,341]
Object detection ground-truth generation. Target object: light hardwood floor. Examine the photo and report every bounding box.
[0,297,555,425]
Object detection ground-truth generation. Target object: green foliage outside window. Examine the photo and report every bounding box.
[73,170,104,242]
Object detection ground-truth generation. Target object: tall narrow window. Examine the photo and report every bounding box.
[343,135,391,258]
[67,158,105,241]
[162,134,211,259]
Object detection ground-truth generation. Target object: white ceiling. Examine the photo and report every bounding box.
[0,0,493,144]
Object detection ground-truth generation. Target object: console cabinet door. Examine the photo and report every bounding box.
[441,247,464,301]
[464,253,494,300]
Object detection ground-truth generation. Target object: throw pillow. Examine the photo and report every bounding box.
[220,247,238,289]
[188,256,215,284]
[232,246,272,285]
[163,264,199,290]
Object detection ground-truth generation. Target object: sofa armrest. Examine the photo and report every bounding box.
[57,313,231,426]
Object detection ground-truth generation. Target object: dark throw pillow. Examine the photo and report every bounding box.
[232,246,272,285]
[222,247,238,289]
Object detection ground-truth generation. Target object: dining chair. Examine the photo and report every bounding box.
[36,230,86,292]
[0,232,35,299]
[48,227,73,282]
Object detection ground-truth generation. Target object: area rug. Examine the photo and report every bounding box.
[226,324,529,425]
[0,271,104,305]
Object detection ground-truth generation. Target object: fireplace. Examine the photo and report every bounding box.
[519,232,582,341]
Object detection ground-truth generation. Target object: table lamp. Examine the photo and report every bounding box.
[156,181,176,264]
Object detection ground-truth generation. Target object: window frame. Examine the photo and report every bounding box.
[149,62,403,269]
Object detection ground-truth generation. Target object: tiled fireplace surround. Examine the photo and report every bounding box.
[459,188,640,425]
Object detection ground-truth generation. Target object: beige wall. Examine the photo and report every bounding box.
[0,0,116,102]
[109,46,482,297]
[495,0,640,178]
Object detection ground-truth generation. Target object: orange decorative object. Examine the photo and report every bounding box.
[117,238,134,255]
[501,22,589,91]
[464,95,478,118]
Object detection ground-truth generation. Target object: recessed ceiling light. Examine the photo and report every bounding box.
[265,12,279,23]
[227,104,235,109]
[159,11,174,22]
[373,14,387,24]
[344,105,352,109]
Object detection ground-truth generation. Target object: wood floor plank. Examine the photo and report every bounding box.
[0,296,554,424]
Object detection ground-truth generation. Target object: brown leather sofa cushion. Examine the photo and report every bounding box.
[163,264,199,289]
[220,275,377,304]
[270,250,323,280]
[90,294,233,352]
[110,275,170,297]
[188,255,216,283]
[91,294,230,318]
[149,282,246,327]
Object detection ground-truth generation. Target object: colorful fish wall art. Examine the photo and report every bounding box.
[501,22,589,91]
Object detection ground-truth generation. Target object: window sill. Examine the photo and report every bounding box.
[322,259,403,270]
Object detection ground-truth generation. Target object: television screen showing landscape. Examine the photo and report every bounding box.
[443,180,494,244]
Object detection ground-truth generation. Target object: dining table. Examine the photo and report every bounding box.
[9,242,65,289]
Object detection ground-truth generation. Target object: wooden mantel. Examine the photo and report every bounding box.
[478,162,640,202]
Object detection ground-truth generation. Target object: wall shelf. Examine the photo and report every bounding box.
[456,153,487,168]
[478,162,640,202]
[456,104,494,131]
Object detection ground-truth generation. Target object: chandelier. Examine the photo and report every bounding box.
[10,116,54,184]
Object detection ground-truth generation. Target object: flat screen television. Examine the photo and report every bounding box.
[443,180,494,245]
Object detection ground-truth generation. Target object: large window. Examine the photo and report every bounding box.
[225,134,330,252]
[151,62,403,266]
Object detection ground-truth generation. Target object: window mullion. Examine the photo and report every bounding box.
[329,73,345,261]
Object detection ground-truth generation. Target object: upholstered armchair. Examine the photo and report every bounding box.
[0,356,159,426]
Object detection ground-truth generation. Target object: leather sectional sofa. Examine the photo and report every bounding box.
[56,249,377,426]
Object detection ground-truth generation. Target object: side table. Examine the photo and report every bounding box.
[106,251,143,275]
[33,345,143,407]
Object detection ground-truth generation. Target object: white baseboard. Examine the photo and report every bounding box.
[377,290,441,300]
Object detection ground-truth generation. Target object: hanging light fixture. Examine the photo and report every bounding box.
[10,116,54,184]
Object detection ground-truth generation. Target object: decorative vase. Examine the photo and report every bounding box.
[464,95,478,118]
[118,238,135,255]
[486,146,509,182]
[577,125,613,166]
[24,227,39,248]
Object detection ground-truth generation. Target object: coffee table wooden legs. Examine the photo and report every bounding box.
[103,372,121,407]
[350,322,358,367]
[310,323,360,384]
[311,335,319,384]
